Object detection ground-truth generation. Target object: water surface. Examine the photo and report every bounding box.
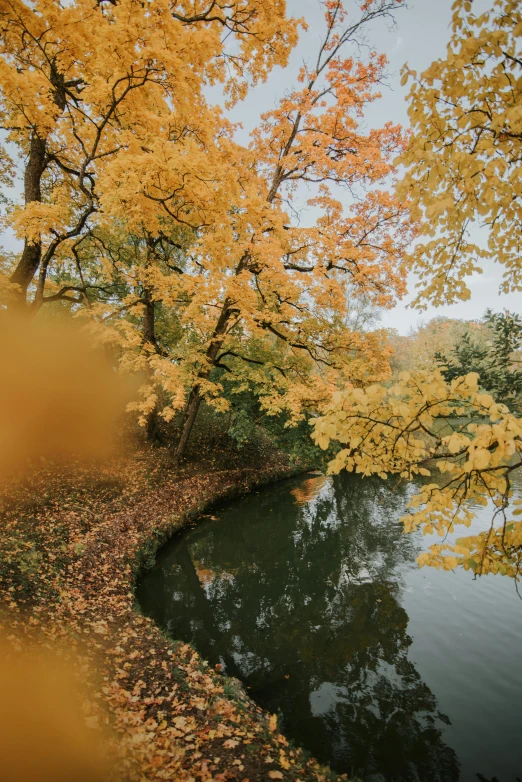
[137,474,522,782]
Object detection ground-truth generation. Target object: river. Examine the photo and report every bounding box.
[137,473,522,782]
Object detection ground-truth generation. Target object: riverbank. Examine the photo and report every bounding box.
[0,446,344,781]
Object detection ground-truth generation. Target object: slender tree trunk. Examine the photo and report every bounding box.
[173,386,202,465]
[172,244,253,463]
[142,281,161,443]
[145,406,160,442]
[142,284,156,345]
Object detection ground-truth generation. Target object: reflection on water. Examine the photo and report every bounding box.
[137,474,522,782]
[290,473,328,505]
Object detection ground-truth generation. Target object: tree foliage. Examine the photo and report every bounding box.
[312,371,522,581]
[0,0,299,303]
[0,0,413,460]
[437,309,522,411]
[314,1,522,583]
[396,0,522,306]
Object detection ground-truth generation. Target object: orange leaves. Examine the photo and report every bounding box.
[223,737,241,749]
[1,0,414,461]
[243,2,414,400]
[309,188,412,307]
[254,48,402,195]
[0,0,299,306]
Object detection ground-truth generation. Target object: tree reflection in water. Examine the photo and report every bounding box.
[138,474,460,782]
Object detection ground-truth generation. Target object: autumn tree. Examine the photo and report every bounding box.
[0,0,416,457]
[312,0,522,583]
[0,0,299,308]
[0,0,304,446]
[170,0,414,463]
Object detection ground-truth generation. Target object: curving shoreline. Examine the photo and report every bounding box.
[1,452,344,781]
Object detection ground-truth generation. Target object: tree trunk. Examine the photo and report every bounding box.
[9,133,47,305]
[172,243,253,464]
[9,63,70,307]
[172,295,236,463]
[145,406,160,442]
[173,385,202,465]
[142,284,156,346]
[142,282,161,443]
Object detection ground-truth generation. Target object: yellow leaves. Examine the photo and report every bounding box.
[398,0,522,304]
[268,713,278,733]
[462,372,480,389]
[475,392,494,408]
[11,201,71,243]
[268,772,284,780]
[469,447,490,470]
[315,435,331,452]
[172,716,187,731]
[317,366,522,579]
[444,556,459,570]
[446,432,469,454]
[278,748,291,768]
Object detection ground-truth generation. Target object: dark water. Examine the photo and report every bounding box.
[137,473,522,782]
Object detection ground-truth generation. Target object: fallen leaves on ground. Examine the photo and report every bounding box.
[0,446,343,782]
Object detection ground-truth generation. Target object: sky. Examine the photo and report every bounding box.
[221,0,521,335]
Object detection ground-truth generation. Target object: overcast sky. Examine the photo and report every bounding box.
[224,0,521,335]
